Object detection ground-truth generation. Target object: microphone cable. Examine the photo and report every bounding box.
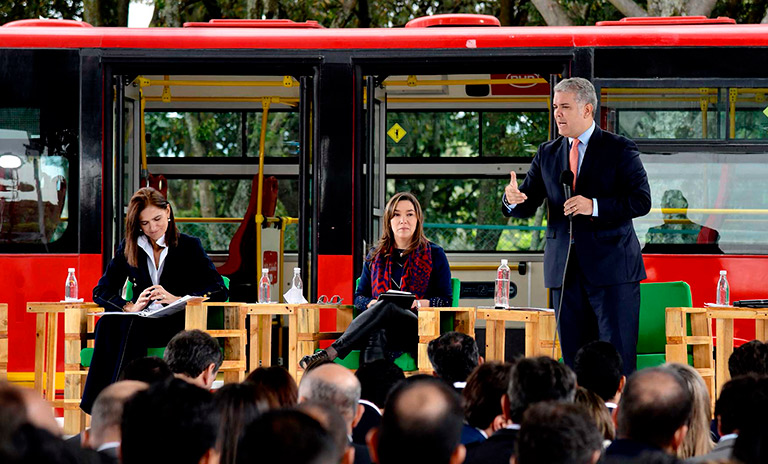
[553,170,575,360]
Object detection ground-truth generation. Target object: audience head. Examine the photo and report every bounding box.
[121,378,219,464]
[370,377,465,464]
[298,362,362,433]
[427,331,481,386]
[664,363,713,458]
[731,376,768,464]
[516,401,603,464]
[298,401,353,464]
[17,387,61,437]
[355,359,405,409]
[245,366,298,407]
[463,361,513,434]
[0,382,27,450]
[84,380,148,450]
[715,374,765,436]
[118,356,173,384]
[574,386,615,441]
[574,340,624,403]
[616,366,692,453]
[236,409,338,464]
[213,382,277,464]
[728,340,768,378]
[164,329,223,389]
[506,356,577,423]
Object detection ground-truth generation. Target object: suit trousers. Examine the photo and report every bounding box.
[551,252,640,376]
[331,300,418,364]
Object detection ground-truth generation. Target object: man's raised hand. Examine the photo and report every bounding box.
[505,171,528,205]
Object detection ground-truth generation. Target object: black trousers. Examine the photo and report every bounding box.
[551,253,640,376]
[80,311,184,413]
[331,301,418,364]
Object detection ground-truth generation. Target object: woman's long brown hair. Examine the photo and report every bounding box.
[369,192,429,260]
[124,187,178,267]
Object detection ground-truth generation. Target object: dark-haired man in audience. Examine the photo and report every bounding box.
[121,378,219,464]
[352,359,405,446]
[461,361,513,445]
[574,340,625,412]
[237,409,338,464]
[515,402,603,464]
[604,366,691,461]
[367,377,465,464]
[299,362,370,464]
[164,329,222,389]
[118,356,173,384]
[463,356,577,464]
[299,401,355,464]
[427,331,482,391]
[728,339,768,378]
[83,380,148,463]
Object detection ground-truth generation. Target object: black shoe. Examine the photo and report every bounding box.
[299,350,330,370]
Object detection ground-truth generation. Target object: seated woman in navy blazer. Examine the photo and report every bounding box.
[300,192,452,370]
[81,187,227,413]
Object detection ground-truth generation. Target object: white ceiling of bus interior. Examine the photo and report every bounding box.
[133,73,552,111]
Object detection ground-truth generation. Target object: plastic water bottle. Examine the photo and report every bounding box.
[495,259,510,309]
[716,270,730,306]
[64,268,78,301]
[292,267,303,294]
[258,268,271,303]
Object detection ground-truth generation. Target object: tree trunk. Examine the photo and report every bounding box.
[116,0,130,26]
[647,0,687,16]
[686,0,718,17]
[153,0,182,27]
[531,0,573,26]
[607,0,647,17]
[262,0,279,19]
[763,10,768,23]
[357,0,371,28]
[246,0,262,19]
[83,0,102,27]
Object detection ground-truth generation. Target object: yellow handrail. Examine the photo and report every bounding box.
[383,76,547,87]
[140,76,299,88]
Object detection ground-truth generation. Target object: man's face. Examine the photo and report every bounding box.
[553,91,593,138]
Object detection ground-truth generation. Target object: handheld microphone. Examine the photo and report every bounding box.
[560,170,574,219]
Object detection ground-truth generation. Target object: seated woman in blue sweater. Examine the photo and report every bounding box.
[300,192,452,369]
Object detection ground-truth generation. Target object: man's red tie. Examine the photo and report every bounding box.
[569,139,579,190]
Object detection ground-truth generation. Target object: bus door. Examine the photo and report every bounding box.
[363,76,387,251]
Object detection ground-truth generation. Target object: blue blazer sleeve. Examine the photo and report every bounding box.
[426,243,452,307]
[354,258,374,313]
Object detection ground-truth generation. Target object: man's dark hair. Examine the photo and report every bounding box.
[731,377,768,464]
[164,329,223,378]
[427,331,480,385]
[118,356,173,384]
[121,378,219,464]
[516,402,603,464]
[236,409,338,464]
[616,367,692,449]
[715,375,763,435]
[463,361,513,430]
[297,401,349,463]
[728,340,768,378]
[378,377,464,464]
[507,357,577,423]
[574,341,623,402]
[355,359,405,409]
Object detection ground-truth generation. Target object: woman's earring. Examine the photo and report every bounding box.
[168,218,171,222]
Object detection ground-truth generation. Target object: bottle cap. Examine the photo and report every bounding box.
[262,268,269,273]
[294,267,300,273]
[720,270,727,275]
[68,268,75,272]
[501,259,508,266]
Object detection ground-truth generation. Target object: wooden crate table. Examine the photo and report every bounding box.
[295,304,354,381]
[477,308,560,362]
[246,304,299,379]
[417,306,476,374]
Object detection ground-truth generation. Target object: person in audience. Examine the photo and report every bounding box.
[213,382,277,464]
[665,363,714,459]
[300,192,452,369]
[605,367,692,460]
[688,375,766,463]
[463,356,577,464]
[367,377,465,464]
[236,409,338,464]
[574,340,625,412]
[82,380,148,462]
[728,339,768,378]
[299,401,355,464]
[515,401,603,464]
[17,386,62,437]
[352,359,404,446]
[730,376,768,464]
[298,362,369,464]
[244,365,298,407]
[164,329,223,389]
[121,378,219,464]
[118,356,173,384]
[82,187,228,413]
[461,361,513,445]
[427,331,482,391]
[574,386,615,445]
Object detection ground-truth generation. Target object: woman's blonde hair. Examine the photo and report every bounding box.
[124,187,178,267]
[370,192,429,260]
[664,363,715,459]
[574,386,615,441]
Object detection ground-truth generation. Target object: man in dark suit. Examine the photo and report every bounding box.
[502,77,651,375]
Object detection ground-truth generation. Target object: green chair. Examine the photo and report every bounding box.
[636,281,692,370]
[333,277,460,371]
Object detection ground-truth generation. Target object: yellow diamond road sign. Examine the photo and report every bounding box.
[388,123,407,143]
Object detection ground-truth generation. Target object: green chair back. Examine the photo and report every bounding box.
[636,281,692,369]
